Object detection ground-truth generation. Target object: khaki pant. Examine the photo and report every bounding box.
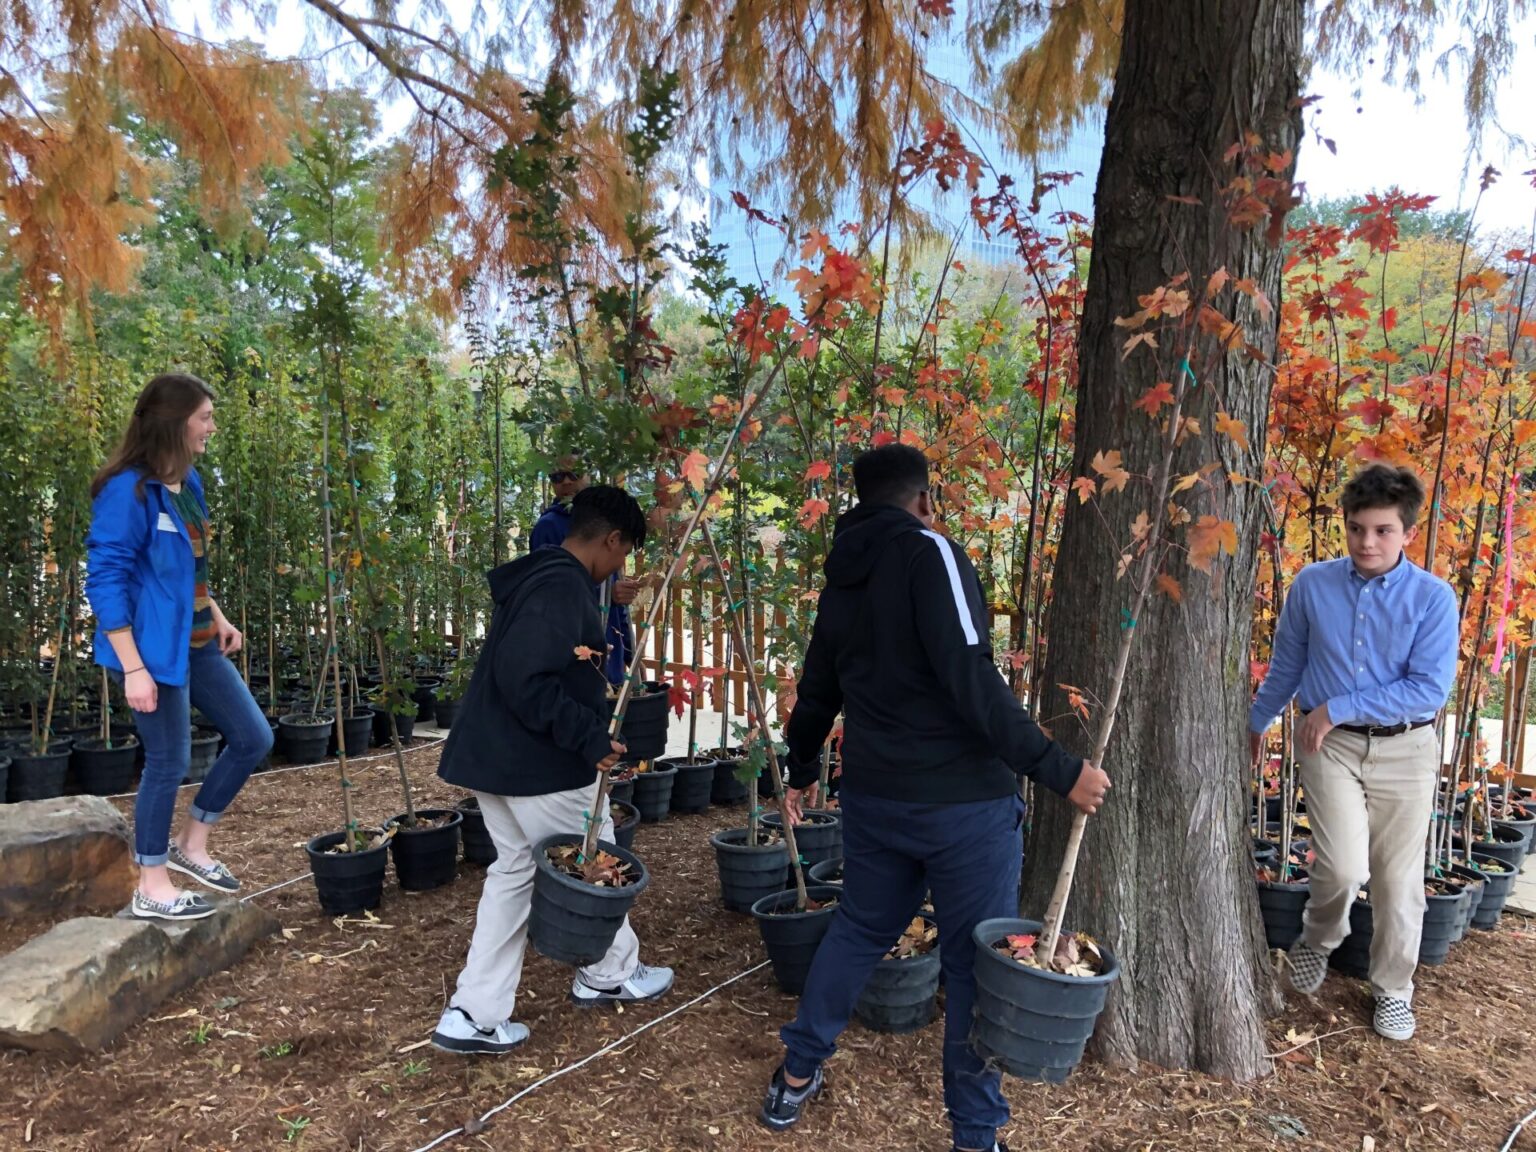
[449,779,640,1029]
[1299,725,1437,1002]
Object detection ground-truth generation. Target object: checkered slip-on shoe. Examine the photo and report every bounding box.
[1373,996,1415,1041]
[167,844,240,894]
[1286,938,1328,995]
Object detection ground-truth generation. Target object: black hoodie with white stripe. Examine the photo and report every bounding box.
[784,503,1083,804]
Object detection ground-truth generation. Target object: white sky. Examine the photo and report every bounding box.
[181,1,1536,238]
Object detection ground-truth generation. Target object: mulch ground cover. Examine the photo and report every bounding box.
[2,742,1534,1151]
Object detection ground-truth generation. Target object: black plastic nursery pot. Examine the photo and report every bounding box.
[612,800,641,851]
[855,915,941,1034]
[411,678,442,722]
[7,741,72,802]
[333,710,374,758]
[529,834,650,966]
[388,808,463,891]
[1251,838,1281,869]
[609,683,672,762]
[609,774,636,807]
[1470,852,1519,929]
[186,727,221,783]
[1417,884,1467,966]
[457,797,498,865]
[711,752,749,805]
[1448,865,1485,938]
[750,884,841,995]
[712,827,791,913]
[433,697,461,729]
[0,754,10,801]
[1454,826,1529,873]
[1494,813,1536,849]
[808,857,844,887]
[762,809,842,868]
[307,830,389,915]
[370,705,417,747]
[1255,872,1312,950]
[657,756,715,814]
[970,916,1121,1083]
[279,713,332,765]
[631,765,677,823]
[71,736,139,796]
[1328,897,1374,978]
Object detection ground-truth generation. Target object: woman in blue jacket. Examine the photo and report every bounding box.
[85,374,274,921]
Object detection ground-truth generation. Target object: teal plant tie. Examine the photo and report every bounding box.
[1120,608,1136,631]
[1180,356,1197,388]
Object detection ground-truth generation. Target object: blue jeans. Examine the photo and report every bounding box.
[780,788,1026,1151]
[127,644,273,866]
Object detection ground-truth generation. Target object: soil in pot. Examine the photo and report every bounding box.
[855,915,941,1033]
[762,809,842,867]
[1469,853,1519,929]
[1453,826,1529,873]
[187,726,221,783]
[612,800,641,851]
[279,713,333,765]
[307,827,392,914]
[710,751,749,805]
[750,885,841,995]
[1418,877,1467,966]
[71,735,140,796]
[712,826,790,913]
[7,741,73,803]
[808,857,843,886]
[657,755,715,814]
[971,917,1119,1083]
[631,764,677,823]
[457,797,497,865]
[529,835,650,966]
[387,809,463,891]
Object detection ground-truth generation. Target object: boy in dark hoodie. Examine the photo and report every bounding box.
[758,445,1111,1152]
[431,486,673,1055]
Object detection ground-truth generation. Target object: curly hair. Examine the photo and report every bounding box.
[1341,464,1426,528]
[568,485,648,546]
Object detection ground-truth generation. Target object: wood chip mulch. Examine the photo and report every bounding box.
[2,743,1534,1151]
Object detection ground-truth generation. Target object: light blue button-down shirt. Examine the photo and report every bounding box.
[1250,555,1459,733]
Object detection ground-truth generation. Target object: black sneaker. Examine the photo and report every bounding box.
[759,1063,823,1131]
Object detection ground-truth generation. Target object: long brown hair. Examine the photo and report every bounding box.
[91,373,216,498]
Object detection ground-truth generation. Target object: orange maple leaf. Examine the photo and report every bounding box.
[1133,381,1175,416]
[1186,515,1238,573]
[1071,476,1097,504]
[1155,573,1184,602]
[1214,410,1250,450]
[1090,450,1130,495]
[804,460,832,483]
[680,449,710,492]
[798,497,830,528]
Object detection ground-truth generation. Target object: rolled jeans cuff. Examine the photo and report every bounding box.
[189,802,224,825]
[952,1127,997,1152]
[134,851,170,867]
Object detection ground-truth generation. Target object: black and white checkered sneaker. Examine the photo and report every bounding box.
[167,844,240,893]
[1286,938,1328,995]
[1373,996,1415,1041]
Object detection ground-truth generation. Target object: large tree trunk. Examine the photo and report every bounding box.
[1023,0,1303,1080]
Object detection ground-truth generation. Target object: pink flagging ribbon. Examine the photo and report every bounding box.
[1491,481,1516,677]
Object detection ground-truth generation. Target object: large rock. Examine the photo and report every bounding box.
[0,899,279,1052]
[0,796,135,917]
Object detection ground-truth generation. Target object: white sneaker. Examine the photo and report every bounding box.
[570,962,674,1006]
[430,1007,529,1055]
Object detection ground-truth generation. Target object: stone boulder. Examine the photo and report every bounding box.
[0,899,279,1052]
[0,796,135,918]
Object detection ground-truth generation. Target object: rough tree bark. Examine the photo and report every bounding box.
[1022,0,1303,1080]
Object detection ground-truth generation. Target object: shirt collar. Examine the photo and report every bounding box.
[1348,553,1412,586]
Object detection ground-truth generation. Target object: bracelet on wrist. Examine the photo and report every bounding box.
[123,666,145,675]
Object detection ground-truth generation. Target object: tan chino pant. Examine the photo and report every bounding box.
[1299,725,1438,1002]
[449,779,640,1029]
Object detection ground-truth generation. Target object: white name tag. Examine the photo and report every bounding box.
[157,513,177,533]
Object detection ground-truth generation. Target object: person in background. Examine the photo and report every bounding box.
[432,486,673,1055]
[758,444,1110,1152]
[85,373,274,922]
[1250,463,1458,1042]
[530,463,639,686]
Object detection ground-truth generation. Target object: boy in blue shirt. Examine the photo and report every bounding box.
[1250,464,1458,1041]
